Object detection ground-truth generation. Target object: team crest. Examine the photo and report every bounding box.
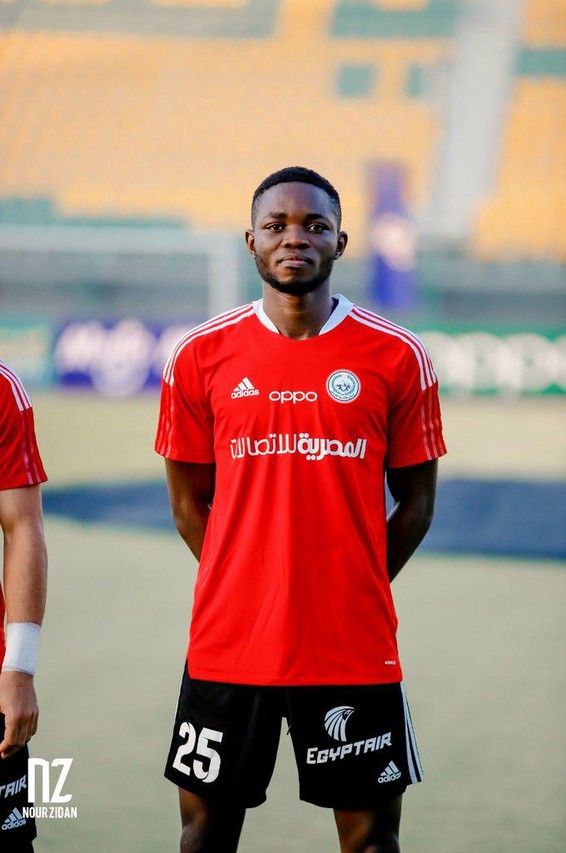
[326,370,360,403]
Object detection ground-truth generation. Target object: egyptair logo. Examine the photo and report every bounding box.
[324,706,355,743]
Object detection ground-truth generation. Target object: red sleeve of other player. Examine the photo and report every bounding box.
[385,344,446,469]
[0,370,47,490]
[155,344,215,463]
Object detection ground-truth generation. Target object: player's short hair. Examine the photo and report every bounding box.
[251,166,342,228]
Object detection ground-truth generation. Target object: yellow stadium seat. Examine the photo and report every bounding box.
[522,0,566,47]
[473,80,565,259]
[0,12,452,252]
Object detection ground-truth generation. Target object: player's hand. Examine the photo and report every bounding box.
[0,670,39,758]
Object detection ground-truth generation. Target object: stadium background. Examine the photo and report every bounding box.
[0,0,565,850]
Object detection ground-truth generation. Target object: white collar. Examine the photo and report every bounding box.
[252,293,353,336]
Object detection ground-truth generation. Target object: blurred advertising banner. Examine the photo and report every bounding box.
[367,162,417,312]
[53,319,198,396]
[0,321,53,386]
[421,329,566,396]
[2,318,561,397]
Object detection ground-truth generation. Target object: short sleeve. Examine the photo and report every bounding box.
[0,373,47,489]
[385,343,447,469]
[155,343,214,463]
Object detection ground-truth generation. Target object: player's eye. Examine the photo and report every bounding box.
[266,223,284,232]
[309,223,327,233]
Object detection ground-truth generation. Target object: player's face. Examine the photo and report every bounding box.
[246,182,348,296]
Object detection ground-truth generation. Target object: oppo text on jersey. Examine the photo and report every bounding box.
[269,390,318,404]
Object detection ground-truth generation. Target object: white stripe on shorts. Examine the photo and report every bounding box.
[400,682,423,784]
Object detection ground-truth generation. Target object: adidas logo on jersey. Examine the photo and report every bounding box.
[378,761,402,784]
[2,807,26,830]
[231,377,259,399]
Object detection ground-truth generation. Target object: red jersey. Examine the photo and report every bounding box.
[156,295,446,686]
[0,361,47,666]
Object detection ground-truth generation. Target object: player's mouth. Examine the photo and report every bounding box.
[278,254,312,268]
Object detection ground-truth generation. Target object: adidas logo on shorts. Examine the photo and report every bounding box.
[378,761,402,784]
[2,807,26,830]
[231,377,259,398]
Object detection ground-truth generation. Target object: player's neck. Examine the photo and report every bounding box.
[261,285,335,340]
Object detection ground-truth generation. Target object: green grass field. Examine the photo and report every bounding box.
[23,393,566,851]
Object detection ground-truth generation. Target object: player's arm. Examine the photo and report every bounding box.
[165,460,216,562]
[385,459,438,582]
[0,484,47,758]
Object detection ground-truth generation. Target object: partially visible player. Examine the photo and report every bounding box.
[157,167,446,852]
[0,361,47,851]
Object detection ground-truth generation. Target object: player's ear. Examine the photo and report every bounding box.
[335,231,348,259]
[245,229,256,257]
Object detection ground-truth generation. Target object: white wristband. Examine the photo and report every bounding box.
[2,622,41,675]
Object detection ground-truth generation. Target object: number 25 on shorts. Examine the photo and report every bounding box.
[172,723,224,783]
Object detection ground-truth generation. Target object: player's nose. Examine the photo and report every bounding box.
[282,226,310,247]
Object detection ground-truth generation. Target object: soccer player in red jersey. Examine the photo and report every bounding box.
[0,361,47,851]
[156,167,446,853]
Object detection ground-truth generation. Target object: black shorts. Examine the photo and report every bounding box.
[0,715,36,851]
[165,666,423,810]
